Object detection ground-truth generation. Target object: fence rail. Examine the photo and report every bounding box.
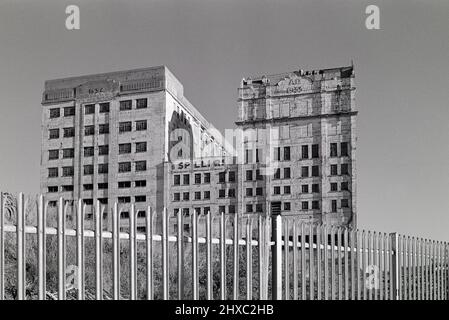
[0,192,448,300]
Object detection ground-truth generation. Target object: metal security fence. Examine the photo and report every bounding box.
[0,192,448,300]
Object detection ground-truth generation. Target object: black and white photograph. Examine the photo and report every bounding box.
[0,0,448,314]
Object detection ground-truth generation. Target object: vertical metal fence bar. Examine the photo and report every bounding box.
[373,232,377,300]
[233,212,239,300]
[17,193,26,300]
[424,239,428,300]
[408,237,412,300]
[301,223,306,300]
[77,201,85,300]
[403,236,407,300]
[384,234,388,300]
[419,238,423,300]
[284,219,289,300]
[207,211,213,300]
[272,213,282,300]
[129,204,136,300]
[344,228,348,300]
[309,223,314,300]
[258,214,264,300]
[246,218,252,300]
[316,225,322,300]
[390,233,399,300]
[398,235,403,300]
[362,230,368,300]
[220,211,226,300]
[0,193,4,300]
[367,231,372,300]
[112,203,119,300]
[432,241,436,300]
[37,195,45,300]
[437,242,441,300]
[162,207,169,300]
[292,221,298,300]
[350,230,355,300]
[412,237,416,301]
[331,227,336,300]
[192,208,198,300]
[379,233,383,300]
[95,201,103,300]
[146,207,153,300]
[57,197,65,300]
[356,230,361,300]
[324,226,329,300]
[177,209,184,300]
[337,228,342,300]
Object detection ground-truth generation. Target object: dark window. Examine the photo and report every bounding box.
[228,189,236,198]
[244,149,252,164]
[98,145,109,156]
[136,120,147,131]
[204,207,210,215]
[302,201,309,210]
[173,193,180,201]
[84,147,94,157]
[135,161,147,171]
[284,186,291,194]
[256,204,263,212]
[119,143,131,154]
[341,163,349,175]
[331,164,338,176]
[98,163,108,174]
[83,199,93,205]
[135,195,146,202]
[63,148,74,159]
[228,171,236,182]
[301,166,309,178]
[194,173,201,184]
[246,204,253,213]
[341,199,349,208]
[274,168,281,180]
[219,172,226,183]
[183,192,189,201]
[204,191,210,199]
[118,197,131,203]
[312,184,319,193]
[84,125,95,136]
[64,107,75,117]
[99,103,110,113]
[341,182,349,191]
[83,184,93,191]
[331,200,337,212]
[62,185,74,192]
[118,181,131,189]
[120,100,132,111]
[331,182,338,192]
[48,149,59,160]
[284,146,291,161]
[312,201,320,210]
[99,124,109,134]
[330,143,338,157]
[85,104,95,114]
[256,187,263,196]
[246,188,253,197]
[99,198,108,205]
[120,212,130,219]
[312,165,319,177]
[312,144,319,158]
[246,170,253,181]
[98,183,108,190]
[48,186,58,193]
[84,165,93,175]
[284,202,291,211]
[302,145,309,159]
[183,174,190,185]
[135,142,147,153]
[341,142,349,157]
[228,205,235,214]
[119,122,132,133]
[204,173,211,183]
[136,98,147,109]
[284,167,291,179]
[174,175,181,185]
[49,129,59,139]
[137,211,146,218]
[119,162,131,173]
[48,201,57,207]
[62,166,74,177]
[219,189,225,198]
[49,108,60,118]
[274,186,281,195]
[135,180,146,187]
[219,206,226,214]
[256,169,264,180]
[63,127,75,138]
[302,185,309,193]
[274,147,281,161]
[194,192,201,200]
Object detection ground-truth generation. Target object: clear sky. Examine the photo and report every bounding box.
[0,0,448,241]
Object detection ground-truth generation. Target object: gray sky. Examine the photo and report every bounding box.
[0,0,448,241]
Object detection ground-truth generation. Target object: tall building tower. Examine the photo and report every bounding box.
[236,66,357,227]
[40,66,226,229]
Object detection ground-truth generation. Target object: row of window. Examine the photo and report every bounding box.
[174,191,211,201]
[47,120,148,140]
[47,161,148,177]
[48,99,149,119]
